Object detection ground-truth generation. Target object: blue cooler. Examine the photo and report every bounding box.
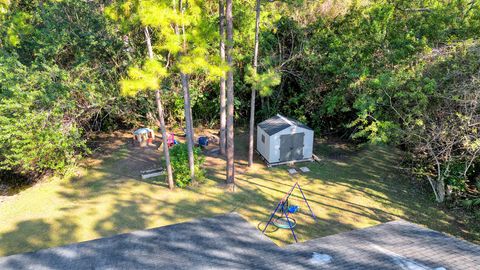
[198,136,209,147]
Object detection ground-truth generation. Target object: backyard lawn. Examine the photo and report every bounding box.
[0,130,476,257]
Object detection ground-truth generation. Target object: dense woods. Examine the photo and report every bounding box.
[1,0,479,211]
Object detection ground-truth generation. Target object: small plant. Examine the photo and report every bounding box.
[445,163,468,193]
[169,143,205,188]
[462,198,480,209]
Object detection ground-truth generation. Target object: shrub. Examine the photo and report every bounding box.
[169,143,205,188]
[0,55,87,180]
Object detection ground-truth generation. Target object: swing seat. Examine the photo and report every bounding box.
[288,205,299,214]
[273,217,297,229]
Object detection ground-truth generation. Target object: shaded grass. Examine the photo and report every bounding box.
[0,132,477,256]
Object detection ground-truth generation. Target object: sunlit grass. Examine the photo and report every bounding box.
[0,133,476,256]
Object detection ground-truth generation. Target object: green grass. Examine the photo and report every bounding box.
[0,132,477,256]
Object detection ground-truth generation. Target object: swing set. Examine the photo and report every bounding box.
[262,181,316,242]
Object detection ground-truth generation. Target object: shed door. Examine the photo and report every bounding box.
[279,133,304,161]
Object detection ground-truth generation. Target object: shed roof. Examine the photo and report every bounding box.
[258,114,312,135]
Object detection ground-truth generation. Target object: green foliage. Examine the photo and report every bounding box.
[0,54,86,175]
[0,0,127,181]
[264,0,480,129]
[462,198,480,209]
[245,66,281,97]
[352,41,480,204]
[169,143,205,187]
[108,0,225,79]
[107,0,227,126]
[0,0,8,12]
[3,11,32,46]
[120,59,168,96]
[0,0,9,25]
[445,163,468,193]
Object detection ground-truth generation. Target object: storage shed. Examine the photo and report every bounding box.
[257,114,314,166]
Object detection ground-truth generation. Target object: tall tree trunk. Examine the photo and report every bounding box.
[434,162,446,203]
[181,73,195,182]
[248,0,261,167]
[155,90,174,189]
[219,0,227,156]
[178,0,195,182]
[437,176,445,203]
[144,27,174,189]
[225,0,235,185]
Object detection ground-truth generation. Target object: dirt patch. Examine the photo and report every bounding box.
[115,143,164,178]
[84,127,227,180]
[80,130,162,180]
[86,130,133,158]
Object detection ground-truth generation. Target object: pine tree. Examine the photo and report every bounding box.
[248,0,261,167]
[107,1,175,189]
[109,0,225,185]
[176,0,196,183]
[145,26,175,190]
[225,0,235,186]
[219,0,226,156]
[119,32,175,189]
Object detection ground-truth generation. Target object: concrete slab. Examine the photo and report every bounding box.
[299,167,310,173]
[288,168,298,174]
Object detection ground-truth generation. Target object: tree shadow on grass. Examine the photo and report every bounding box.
[310,143,480,243]
[0,218,78,257]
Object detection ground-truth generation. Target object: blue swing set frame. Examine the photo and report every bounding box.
[262,181,317,242]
